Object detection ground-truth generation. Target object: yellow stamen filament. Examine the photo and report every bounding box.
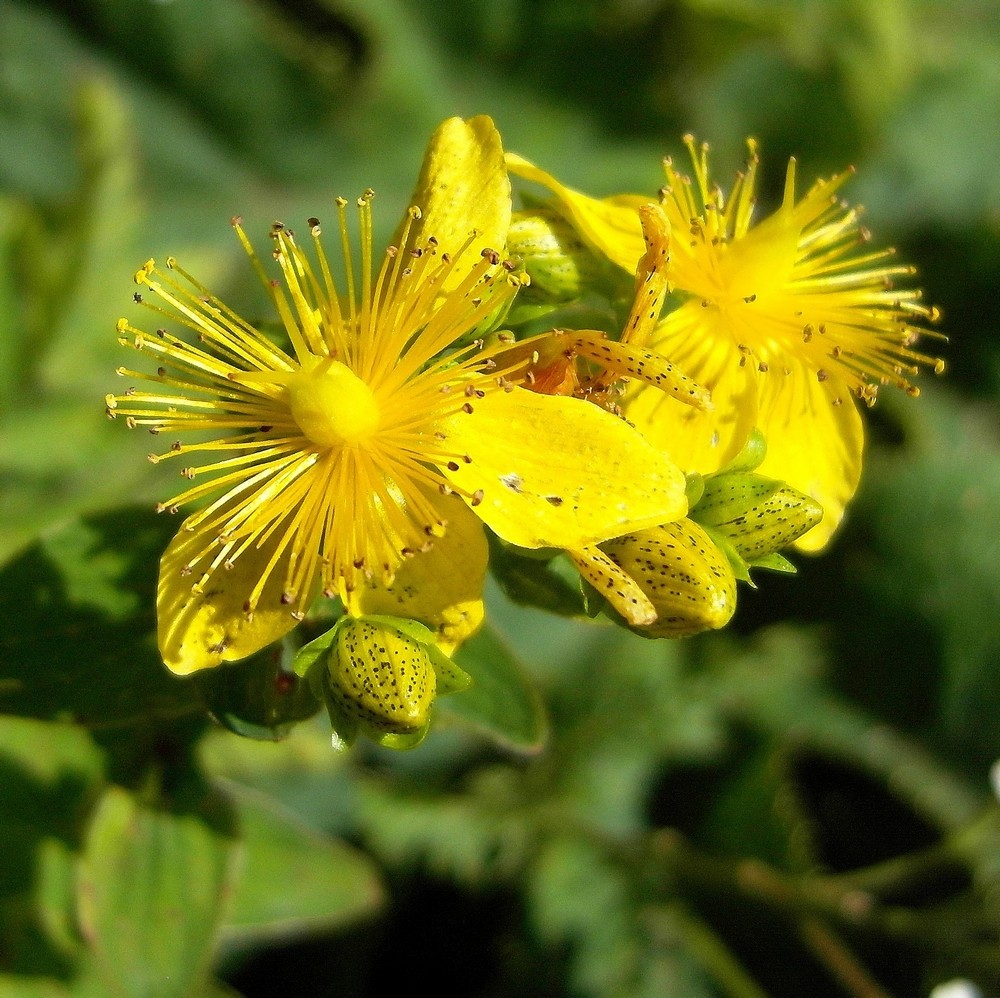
[111,192,523,617]
[656,135,944,403]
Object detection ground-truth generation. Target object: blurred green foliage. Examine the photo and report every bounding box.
[1,0,999,995]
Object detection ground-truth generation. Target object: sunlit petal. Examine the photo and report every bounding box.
[505,152,647,272]
[438,387,688,549]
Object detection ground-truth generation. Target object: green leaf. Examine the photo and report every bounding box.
[220,781,383,945]
[859,391,1000,766]
[193,641,321,742]
[529,836,715,998]
[77,782,239,998]
[0,975,70,998]
[487,533,588,617]
[0,717,105,977]
[442,625,548,753]
[0,507,202,727]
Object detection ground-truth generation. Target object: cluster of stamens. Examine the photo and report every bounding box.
[107,192,526,619]
[656,135,945,408]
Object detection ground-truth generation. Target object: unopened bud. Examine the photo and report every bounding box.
[601,520,736,638]
[330,617,436,736]
[507,208,613,301]
[692,473,823,564]
[293,615,470,748]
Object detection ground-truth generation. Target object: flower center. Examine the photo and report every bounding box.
[287,359,380,447]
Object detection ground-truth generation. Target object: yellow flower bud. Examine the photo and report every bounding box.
[600,520,737,638]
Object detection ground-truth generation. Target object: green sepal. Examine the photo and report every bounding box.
[701,525,755,586]
[684,472,706,508]
[291,620,363,748]
[371,728,430,751]
[747,552,798,574]
[719,427,767,474]
[291,623,340,680]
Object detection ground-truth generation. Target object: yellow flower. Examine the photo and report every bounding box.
[108,116,688,676]
[507,138,943,550]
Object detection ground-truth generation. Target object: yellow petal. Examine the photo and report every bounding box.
[625,302,759,474]
[438,387,688,549]
[569,545,656,625]
[157,519,300,676]
[753,365,863,552]
[355,489,488,653]
[622,203,672,347]
[401,115,512,288]
[505,152,646,272]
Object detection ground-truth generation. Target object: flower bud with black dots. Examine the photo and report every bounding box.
[689,430,824,581]
[293,614,470,750]
[599,520,737,638]
[507,208,619,304]
[693,475,823,571]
